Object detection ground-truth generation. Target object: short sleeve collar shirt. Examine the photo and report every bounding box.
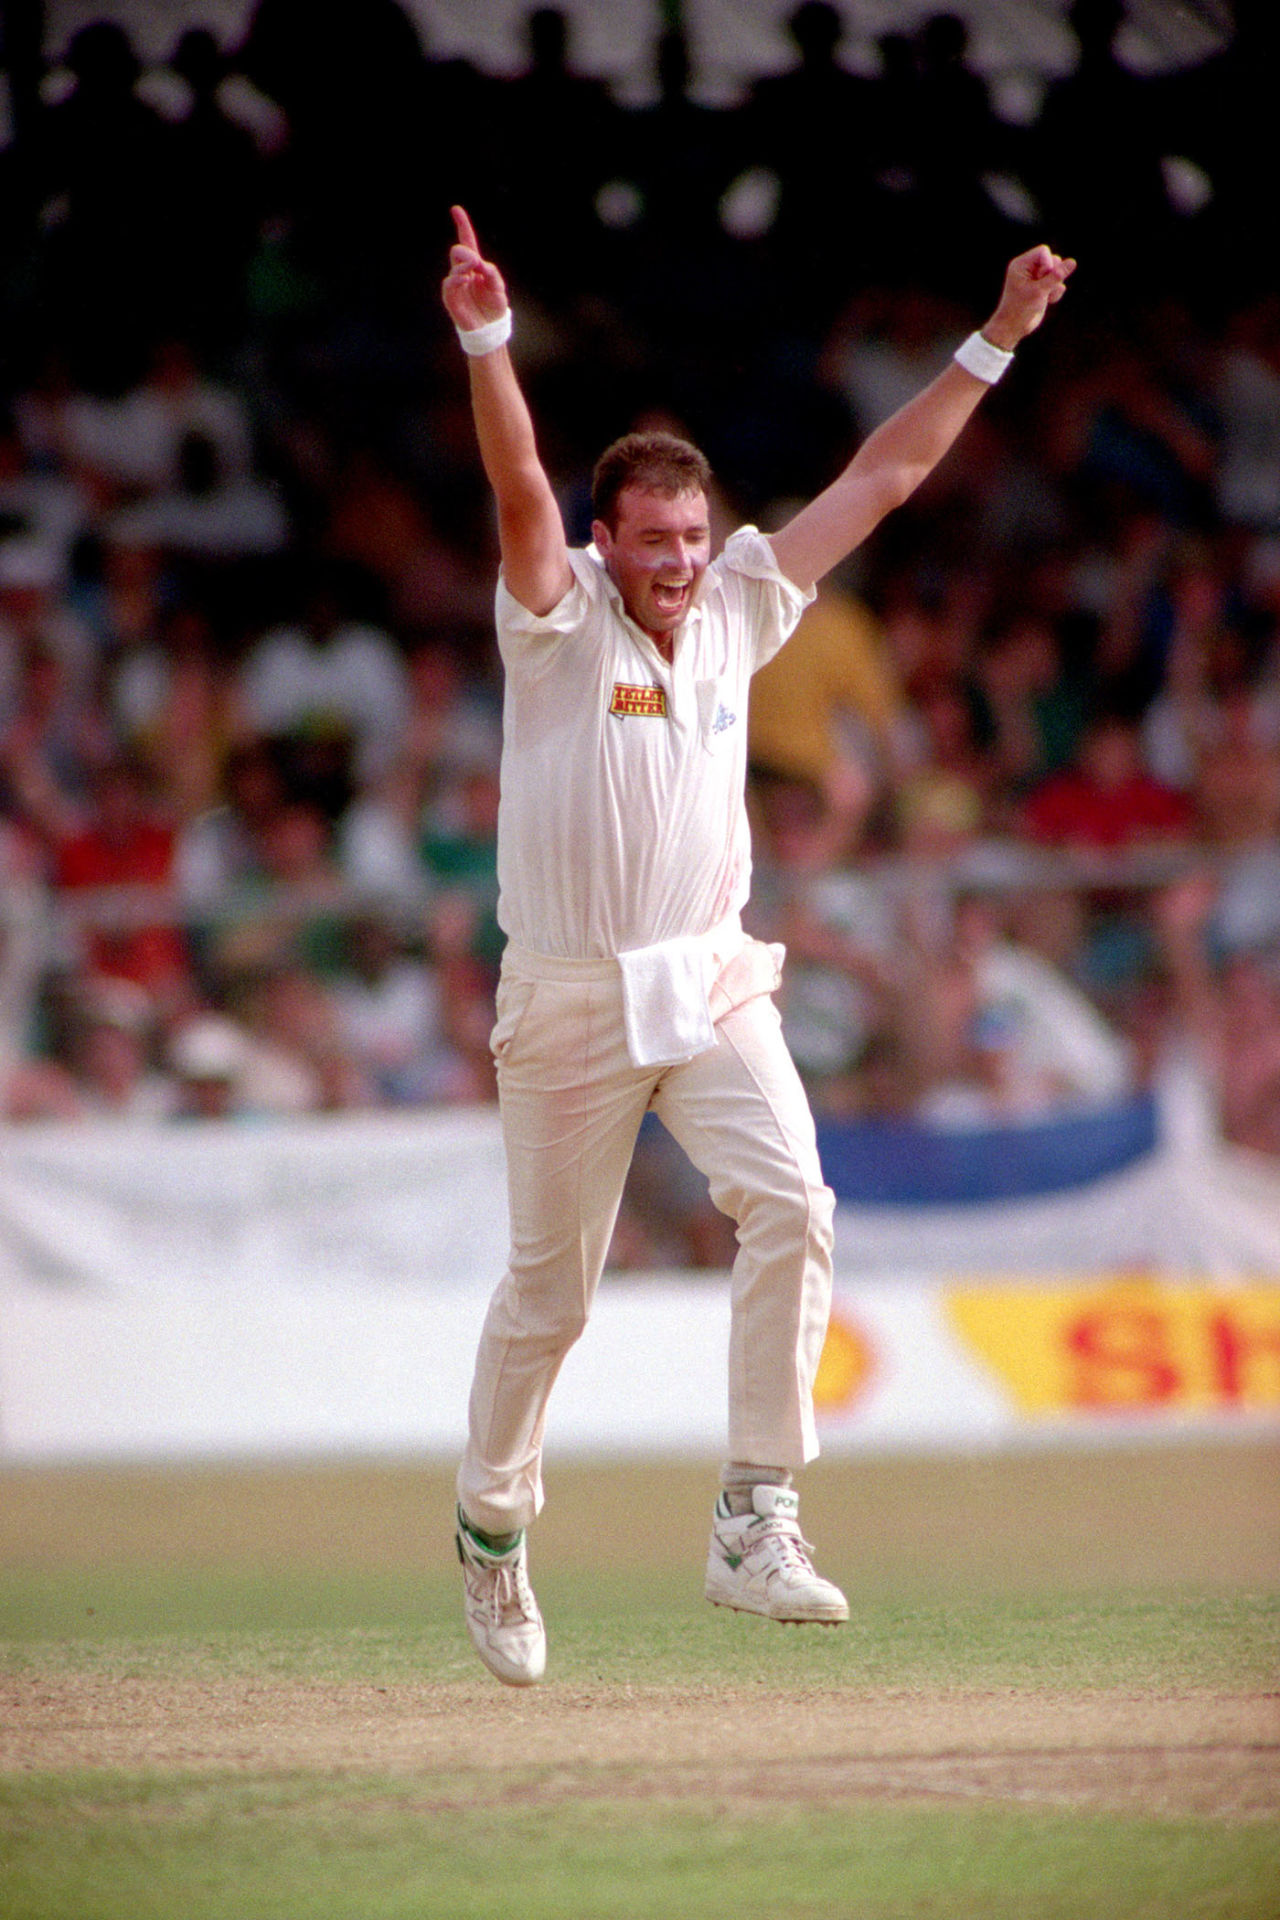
[494,527,814,958]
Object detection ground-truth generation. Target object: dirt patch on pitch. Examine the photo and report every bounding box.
[4,1676,1277,1819]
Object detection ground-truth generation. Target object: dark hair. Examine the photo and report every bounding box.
[591,431,712,531]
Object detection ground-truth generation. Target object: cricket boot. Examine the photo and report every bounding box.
[456,1508,546,1685]
[705,1483,848,1624]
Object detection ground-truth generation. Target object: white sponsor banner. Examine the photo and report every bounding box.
[1,1112,1278,1462]
[9,1077,1280,1307]
[0,1269,736,1462]
[3,1262,1277,1464]
[0,1111,511,1294]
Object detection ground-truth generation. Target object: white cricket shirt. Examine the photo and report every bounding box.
[494,526,814,959]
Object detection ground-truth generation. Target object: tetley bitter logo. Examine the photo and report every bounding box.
[610,682,668,718]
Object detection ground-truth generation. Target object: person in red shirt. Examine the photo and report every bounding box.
[54,755,192,1013]
[1023,709,1193,849]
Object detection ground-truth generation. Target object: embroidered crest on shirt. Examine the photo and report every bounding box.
[610,682,668,718]
[711,702,736,735]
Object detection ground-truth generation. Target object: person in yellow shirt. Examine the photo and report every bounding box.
[748,576,905,832]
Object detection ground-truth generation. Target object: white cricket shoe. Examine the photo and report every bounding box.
[456,1510,546,1686]
[705,1484,849,1624]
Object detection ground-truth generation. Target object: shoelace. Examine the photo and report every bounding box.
[485,1555,538,1628]
[744,1516,819,1577]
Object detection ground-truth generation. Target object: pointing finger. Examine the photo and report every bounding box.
[452,204,479,253]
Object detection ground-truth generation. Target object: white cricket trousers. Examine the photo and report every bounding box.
[457,935,836,1535]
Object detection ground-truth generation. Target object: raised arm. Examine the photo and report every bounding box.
[442,206,572,616]
[768,245,1076,593]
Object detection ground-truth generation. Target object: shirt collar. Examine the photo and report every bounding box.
[585,542,707,652]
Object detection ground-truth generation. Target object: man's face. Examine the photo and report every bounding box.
[592,486,711,642]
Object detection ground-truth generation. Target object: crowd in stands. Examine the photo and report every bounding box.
[2,0,1280,1260]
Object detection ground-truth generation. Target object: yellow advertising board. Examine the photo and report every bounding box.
[946,1277,1280,1416]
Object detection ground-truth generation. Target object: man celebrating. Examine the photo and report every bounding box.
[444,204,1072,1685]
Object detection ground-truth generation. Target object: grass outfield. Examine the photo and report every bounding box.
[1,1445,1278,1919]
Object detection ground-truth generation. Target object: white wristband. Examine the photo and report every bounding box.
[456,310,513,357]
[954,330,1015,384]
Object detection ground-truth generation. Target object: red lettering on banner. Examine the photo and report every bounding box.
[950,1281,1280,1421]
[1208,1312,1280,1402]
[1065,1308,1181,1407]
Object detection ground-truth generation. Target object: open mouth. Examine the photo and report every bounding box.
[652,581,689,618]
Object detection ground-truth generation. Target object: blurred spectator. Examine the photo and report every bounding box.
[106,427,288,561]
[748,576,906,834]
[970,606,1086,821]
[1049,318,1219,539]
[871,562,976,693]
[1024,709,1193,850]
[896,11,1018,302]
[425,890,501,1102]
[0,815,66,1118]
[237,0,444,316]
[109,602,238,826]
[1,635,113,844]
[336,759,428,902]
[748,772,893,1114]
[55,339,255,500]
[1024,708,1195,1000]
[609,1115,739,1272]
[157,28,267,350]
[335,631,501,901]
[1212,297,1280,534]
[0,536,97,720]
[56,975,176,1121]
[324,448,492,633]
[822,286,961,442]
[0,409,92,589]
[1190,669,1280,850]
[236,561,408,786]
[419,757,502,966]
[76,536,166,670]
[743,1,876,324]
[491,6,618,297]
[52,755,192,1016]
[1025,0,1175,296]
[33,21,173,356]
[901,889,1134,1126]
[894,671,991,858]
[330,910,481,1106]
[167,1011,255,1120]
[400,634,501,787]
[176,737,290,905]
[210,792,349,980]
[222,954,368,1113]
[1187,673,1280,961]
[1139,537,1250,789]
[609,26,748,367]
[1156,873,1280,1155]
